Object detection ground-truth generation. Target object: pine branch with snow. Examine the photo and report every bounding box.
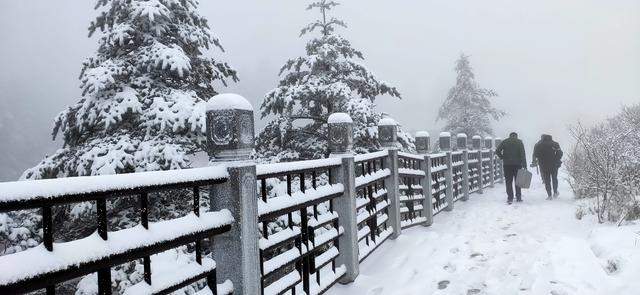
[256,0,413,162]
[23,0,238,180]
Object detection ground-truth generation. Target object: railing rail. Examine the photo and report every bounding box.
[257,160,345,295]
[0,166,233,295]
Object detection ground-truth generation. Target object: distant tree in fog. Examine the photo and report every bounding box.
[437,54,504,136]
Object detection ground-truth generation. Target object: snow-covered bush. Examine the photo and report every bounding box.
[567,104,640,223]
[256,0,414,162]
[437,54,505,137]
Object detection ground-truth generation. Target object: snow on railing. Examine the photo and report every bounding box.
[0,166,233,295]
[0,166,229,205]
[354,150,388,163]
[256,159,345,295]
[354,151,393,263]
[398,152,428,229]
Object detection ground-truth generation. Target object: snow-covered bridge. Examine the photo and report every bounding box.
[0,95,510,295]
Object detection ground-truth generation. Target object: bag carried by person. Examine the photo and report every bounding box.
[516,168,532,189]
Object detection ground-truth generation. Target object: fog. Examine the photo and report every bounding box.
[1,0,638,181]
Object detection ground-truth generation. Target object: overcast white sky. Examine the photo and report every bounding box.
[0,0,639,180]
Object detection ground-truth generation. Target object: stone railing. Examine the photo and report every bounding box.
[0,93,504,295]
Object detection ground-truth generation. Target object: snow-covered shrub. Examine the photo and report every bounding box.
[567,104,640,223]
[256,0,414,162]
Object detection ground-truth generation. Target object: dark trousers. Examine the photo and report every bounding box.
[503,165,522,201]
[541,168,559,196]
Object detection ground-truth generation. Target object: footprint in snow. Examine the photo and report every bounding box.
[443,262,457,273]
[467,289,482,295]
[368,287,384,295]
[437,280,450,290]
[470,252,484,259]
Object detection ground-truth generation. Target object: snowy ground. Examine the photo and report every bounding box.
[329,175,640,295]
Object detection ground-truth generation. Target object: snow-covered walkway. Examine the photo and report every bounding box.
[329,176,640,295]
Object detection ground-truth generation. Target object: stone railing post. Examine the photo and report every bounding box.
[439,132,454,211]
[451,134,458,151]
[485,136,495,188]
[457,133,468,151]
[327,113,359,283]
[378,117,401,239]
[458,133,470,201]
[495,138,504,183]
[415,131,430,155]
[416,131,433,226]
[472,135,484,194]
[206,94,260,295]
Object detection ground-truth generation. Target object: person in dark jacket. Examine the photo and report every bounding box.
[532,134,563,199]
[495,132,527,204]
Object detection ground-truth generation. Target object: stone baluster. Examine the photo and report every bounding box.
[327,113,359,283]
[378,117,401,239]
[415,131,433,226]
[458,133,470,201]
[206,93,260,295]
[439,132,454,211]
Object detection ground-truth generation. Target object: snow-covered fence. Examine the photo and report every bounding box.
[398,152,428,229]
[0,94,507,295]
[481,149,495,189]
[493,138,504,181]
[353,151,394,262]
[0,167,234,295]
[256,160,345,295]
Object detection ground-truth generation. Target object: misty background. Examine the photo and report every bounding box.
[0,0,638,181]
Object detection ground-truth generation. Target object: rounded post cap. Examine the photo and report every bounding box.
[207,93,253,111]
[378,117,397,126]
[328,112,353,124]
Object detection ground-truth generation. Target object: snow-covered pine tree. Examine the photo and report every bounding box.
[1,1,237,293]
[22,0,238,179]
[256,0,414,162]
[437,54,504,137]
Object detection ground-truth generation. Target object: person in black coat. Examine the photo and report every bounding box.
[495,132,527,204]
[532,134,563,199]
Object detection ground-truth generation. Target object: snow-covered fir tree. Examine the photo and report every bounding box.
[1,1,237,293]
[22,0,238,179]
[256,0,414,162]
[437,54,504,137]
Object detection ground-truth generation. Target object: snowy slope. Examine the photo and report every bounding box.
[328,175,640,295]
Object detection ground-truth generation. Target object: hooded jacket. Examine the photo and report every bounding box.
[533,135,563,172]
